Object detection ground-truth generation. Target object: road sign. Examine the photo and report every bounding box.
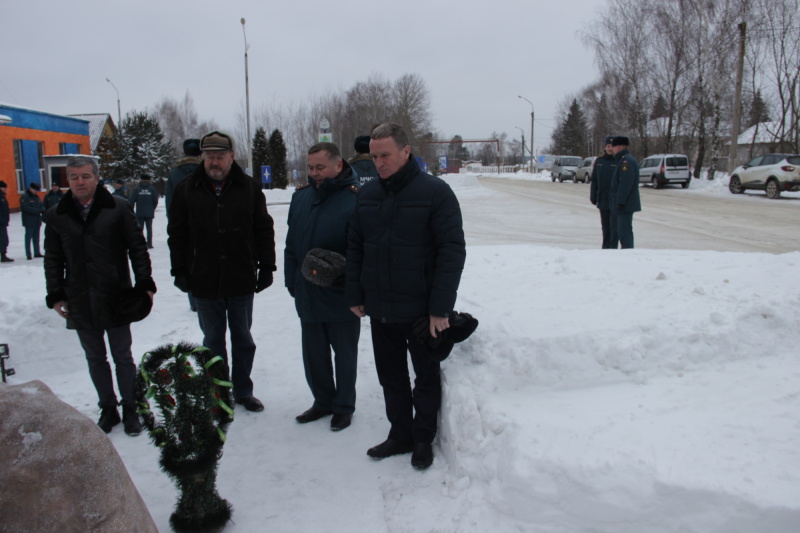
[261,165,272,183]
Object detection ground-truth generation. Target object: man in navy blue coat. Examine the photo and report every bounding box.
[610,136,641,249]
[590,136,618,248]
[346,123,466,470]
[285,142,360,431]
[131,175,159,249]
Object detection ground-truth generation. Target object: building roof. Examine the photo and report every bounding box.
[68,113,115,152]
[737,121,783,145]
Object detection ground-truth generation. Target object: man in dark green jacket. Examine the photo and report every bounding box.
[20,182,44,259]
[589,136,618,248]
[610,136,641,249]
[131,175,159,249]
[43,183,64,211]
[285,142,360,431]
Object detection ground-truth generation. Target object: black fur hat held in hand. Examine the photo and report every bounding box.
[115,286,152,324]
[301,248,346,288]
[412,311,479,362]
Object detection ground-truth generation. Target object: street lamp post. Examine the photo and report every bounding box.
[518,95,535,173]
[241,18,252,176]
[106,77,121,126]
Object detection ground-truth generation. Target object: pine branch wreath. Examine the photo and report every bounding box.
[136,343,234,533]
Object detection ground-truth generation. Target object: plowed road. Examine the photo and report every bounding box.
[464,178,800,253]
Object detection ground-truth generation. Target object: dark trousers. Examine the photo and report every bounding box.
[599,209,616,249]
[617,212,634,249]
[370,320,441,445]
[0,225,8,255]
[76,325,135,408]
[137,216,153,247]
[195,294,256,400]
[24,224,41,258]
[300,320,360,415]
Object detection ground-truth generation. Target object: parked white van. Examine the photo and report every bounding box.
[638,154,691,189]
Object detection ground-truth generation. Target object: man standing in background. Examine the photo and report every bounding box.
[43,182,64,212]
[20,182,44,260]
[131,174,158,249]
[166,138,203,312]
[589,136,618,249]
[609,136,641,249]
[0,181,12,262]
[348,135,379,185]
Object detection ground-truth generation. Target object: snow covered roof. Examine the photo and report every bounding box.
[67,113,114,151]
[0,114,11,124]
[736,121,783,145]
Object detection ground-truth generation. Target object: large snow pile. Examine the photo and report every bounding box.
[0,174,798,532]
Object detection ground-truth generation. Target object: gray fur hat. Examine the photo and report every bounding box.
[301,248,346,288]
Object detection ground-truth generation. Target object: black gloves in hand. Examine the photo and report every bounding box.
[287,287,295,298]
[255,269,273,293]
[174,275,189,293]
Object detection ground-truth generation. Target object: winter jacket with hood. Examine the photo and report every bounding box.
[285,160,359,323]
[346,155,466,322]
[167,161,276,299]
[44,185,156,330]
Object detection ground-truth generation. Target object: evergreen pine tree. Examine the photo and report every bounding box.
[747,90,770,128]
[252,127,269,187]
[550,100,587,155]
[267,129,288,189]
[110,111,174,184]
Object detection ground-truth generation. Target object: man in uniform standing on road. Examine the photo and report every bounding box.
[609,136,641,249]
[589,136,618,249]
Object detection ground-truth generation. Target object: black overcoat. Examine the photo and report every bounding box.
[167,161,276,298]
[44,186,156,330]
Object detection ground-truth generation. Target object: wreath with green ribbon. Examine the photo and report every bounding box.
[136,343,234,533]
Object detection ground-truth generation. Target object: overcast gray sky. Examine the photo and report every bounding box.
[1,0,605,152]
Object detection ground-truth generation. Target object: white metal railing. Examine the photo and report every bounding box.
[459,166,518,174]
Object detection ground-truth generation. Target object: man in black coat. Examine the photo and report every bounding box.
[285,142,360,431]
[346,122,466,470]
[589,136,618,249]
[167,131,277,413]
[0,180,13,262]
[44,156,156,436]
[43,182,64,211]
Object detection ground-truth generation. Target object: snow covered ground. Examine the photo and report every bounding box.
[1,173,799,532]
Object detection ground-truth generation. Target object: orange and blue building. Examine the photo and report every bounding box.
[0,104,91,210]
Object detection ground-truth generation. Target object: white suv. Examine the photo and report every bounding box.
[729,153,800,199]
[638,154,691,189]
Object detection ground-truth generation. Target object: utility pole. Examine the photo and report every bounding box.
[518,95,535,173]
[241,18,252,176]
[105,77,121,126]
[728,22,746,174]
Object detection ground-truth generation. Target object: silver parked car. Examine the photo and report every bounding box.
[551,156,583,183]
[729,153,800,199]
[574,157,596,183]
[638,154,692,189]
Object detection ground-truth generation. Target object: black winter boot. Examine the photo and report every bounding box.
[0,254,14,263]
[122,404,142,436]
[97,406,121,433]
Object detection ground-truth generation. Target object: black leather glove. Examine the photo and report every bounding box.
[255,269,273,293]
[173,275,189,293]
[287,287,295,298]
